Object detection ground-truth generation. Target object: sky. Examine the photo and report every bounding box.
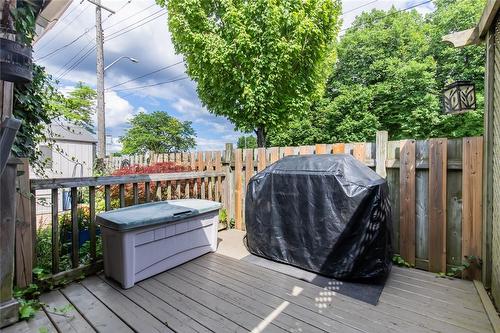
[34,0,435,153]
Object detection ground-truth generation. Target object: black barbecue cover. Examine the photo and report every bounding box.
[245,154,393,281]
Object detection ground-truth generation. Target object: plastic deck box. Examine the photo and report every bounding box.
[96,199,221,288]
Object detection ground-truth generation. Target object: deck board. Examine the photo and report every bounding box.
[5,252,495,333]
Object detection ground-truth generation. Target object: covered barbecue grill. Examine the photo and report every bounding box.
[245,154,393,281]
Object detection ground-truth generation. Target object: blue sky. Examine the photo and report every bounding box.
[34,0,434,152]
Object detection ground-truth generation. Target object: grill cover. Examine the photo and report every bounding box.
[245,154,393,281]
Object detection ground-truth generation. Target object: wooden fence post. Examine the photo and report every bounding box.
[223,143,235,222]
[15,158,33,287]
[376,131,388,178]
[428,138,447,273]
[462,137,483,280]
[234,149,243,230]
[399,140,416,265]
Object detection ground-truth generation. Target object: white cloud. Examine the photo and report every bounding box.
[196,137,229,151]
[97,90,142,127]
[106,136,123,154]
[171,97,209,117]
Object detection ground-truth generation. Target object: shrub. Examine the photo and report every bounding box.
[110,162,196,206]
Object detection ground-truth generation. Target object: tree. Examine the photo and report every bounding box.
[269,3,486,145]
[58,82,97,132]
[237,135,257,149]
[12,3,97,174]
[161,0,341,147]
[120,111,196,154]
[427,0,486,138]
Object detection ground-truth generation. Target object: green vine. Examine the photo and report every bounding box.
[392,254,413,268]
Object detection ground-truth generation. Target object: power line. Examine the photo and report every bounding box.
[341,0,379,16]
[105,61,184,90]
[35,22,95,61]
[103,3,157,30]
[52,4,166,80]
[36,1,87,52]
[57,45,96,80]
[102,0,132,24]
[108,76,189,93]
[105,9,166,41]
[56,39,95,78]
[340,0,432,33]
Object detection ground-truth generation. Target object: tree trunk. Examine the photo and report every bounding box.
[256,127,266,148]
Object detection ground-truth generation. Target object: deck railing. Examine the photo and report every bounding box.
[12,132,485,288]
[18,171,225,284]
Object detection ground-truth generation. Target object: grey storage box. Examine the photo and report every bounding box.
[97,199,221,288]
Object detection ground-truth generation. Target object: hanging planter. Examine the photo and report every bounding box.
[0,31,32,83]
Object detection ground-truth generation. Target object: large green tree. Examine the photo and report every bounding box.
[120,111,196,154]
[160,0,341,147]
[270,1,486,145]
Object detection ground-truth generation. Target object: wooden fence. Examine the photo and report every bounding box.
[15,132,483,287]
[106,132,484,277]
[14,169,225,287]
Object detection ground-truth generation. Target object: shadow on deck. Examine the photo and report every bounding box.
[4,230,496,333]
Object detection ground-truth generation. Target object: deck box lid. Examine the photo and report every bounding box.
[96,199,221,231]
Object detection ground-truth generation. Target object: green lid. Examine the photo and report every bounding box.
[96,199,221,231]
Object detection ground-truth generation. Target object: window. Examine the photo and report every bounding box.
[40,145,53,168]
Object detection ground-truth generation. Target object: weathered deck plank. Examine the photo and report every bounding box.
[81,276,171,332]
[40,290,96,332]
[60,283,134,332]
[5,252,494,333]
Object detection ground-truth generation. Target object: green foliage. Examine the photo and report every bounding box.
[269,2,486,145]
[11,4,96,175]
[120,111,196,154]
[237,135,257,149]
[392,254,412,268]
[161,0,342,146]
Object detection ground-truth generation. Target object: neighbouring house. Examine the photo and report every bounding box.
[32,123,96,221]
[443,0,500,306]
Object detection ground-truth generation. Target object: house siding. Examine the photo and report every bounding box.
[490,13,500,304]
[32,140,95,217]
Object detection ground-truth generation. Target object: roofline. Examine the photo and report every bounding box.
[441,0,500,48]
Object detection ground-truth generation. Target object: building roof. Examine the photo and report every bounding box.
[442,0,500,47]
[48,124,98,143]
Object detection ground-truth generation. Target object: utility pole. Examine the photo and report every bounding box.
[95,0,105,160]
[87,0,114,160]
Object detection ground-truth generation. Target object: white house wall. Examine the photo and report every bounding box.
[33,140,95,218]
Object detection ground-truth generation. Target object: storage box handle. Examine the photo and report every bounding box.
[173,210,192,216]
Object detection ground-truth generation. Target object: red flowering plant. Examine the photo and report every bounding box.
[109,162,195,207]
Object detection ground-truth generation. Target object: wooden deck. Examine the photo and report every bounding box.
[4,252,495,333]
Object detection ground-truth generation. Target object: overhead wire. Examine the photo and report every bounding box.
[339,0,432,33]
[105,61,184,90]
[341,0,379,16]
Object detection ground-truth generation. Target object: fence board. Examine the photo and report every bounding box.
[399,140,416,265]
[387,140,401,254]
[51,189,59,274]
[299,145,314,155]
[315,144,328,154]
[15,159,33,287]
[269,147,279,164]
[428,138,447,273]
[415,140,429,262]
[89,186,96,263]
[206,152,213,200]
[70,187,79,268]
[332,143,345,154]
[353,143,365,161]
[376,131,388,178]
[234,149,243,230]
[215,152,222,202]
[283,147,295,156]
[462,137,483,280]
[257,148,266,172]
